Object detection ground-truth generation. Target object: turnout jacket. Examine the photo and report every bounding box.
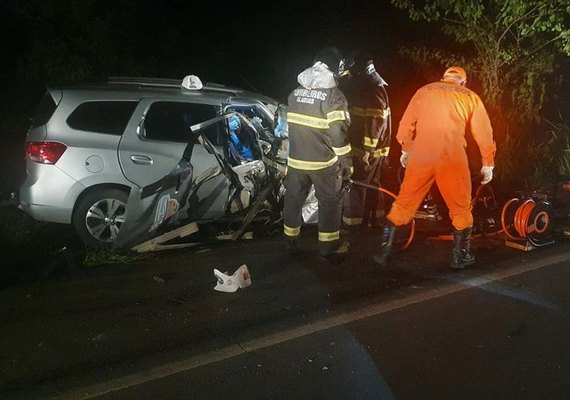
[341,69,391,158]
[286,62,351,171]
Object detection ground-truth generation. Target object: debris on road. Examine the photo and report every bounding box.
[132,222,200,253]
[213,264,251,293]
[215,231,253,241]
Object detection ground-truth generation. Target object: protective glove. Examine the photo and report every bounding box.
[339,156,353,181]
[400,151,409,168]
[480,165,494,185]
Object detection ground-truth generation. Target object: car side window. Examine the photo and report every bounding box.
[144,102,217,142]
[67,101,138,135]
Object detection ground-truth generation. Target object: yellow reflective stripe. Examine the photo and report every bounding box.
[327,110,348,123]
[363,136,379,148]
[373,146,390,158]
[343,216,363,226]
[318,231,340,242]
[287,156,338,170]
[284,225,301,237]
[288,110,348,130]
[333,143,352,156]
[287,112,329,129]
[350,106,391,118]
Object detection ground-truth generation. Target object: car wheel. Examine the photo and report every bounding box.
[73,188,128,249]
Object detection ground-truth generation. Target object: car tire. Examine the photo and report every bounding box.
[73,188,129,249]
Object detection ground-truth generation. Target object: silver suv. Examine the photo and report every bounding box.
[19,76,287,248]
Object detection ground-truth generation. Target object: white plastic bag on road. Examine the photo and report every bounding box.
[214,264,251,293]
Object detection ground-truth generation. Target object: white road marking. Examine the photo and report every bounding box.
[444,275,562,311]
[49,251,570,400]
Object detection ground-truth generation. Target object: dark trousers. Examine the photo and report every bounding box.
[343,155,386,227]
[283,164,343,253]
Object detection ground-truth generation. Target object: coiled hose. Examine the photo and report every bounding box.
[500,196,553,246]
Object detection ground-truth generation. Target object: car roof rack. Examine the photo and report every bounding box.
[107,76,246,95]
[108,76,180,87]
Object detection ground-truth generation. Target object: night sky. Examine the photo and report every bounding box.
[0,0,432,105]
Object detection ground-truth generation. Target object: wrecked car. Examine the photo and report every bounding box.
[19,75,289,249]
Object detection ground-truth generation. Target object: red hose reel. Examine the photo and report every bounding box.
[501,196,553,246]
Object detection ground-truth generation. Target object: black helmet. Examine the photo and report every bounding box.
[346,49,374,75]
[314,47,344,76]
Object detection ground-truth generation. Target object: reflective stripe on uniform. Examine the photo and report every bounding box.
[318,231,340,242]
[327,110,348,123]
[350,106,391,119]
[287,112,329,129]
[287,155,338,170]
[342,216,363,226]
[288,110,348,130]
[373,146,390,158]
[363,136,379,148]
[284,225,301,237]
[333,143,352,156]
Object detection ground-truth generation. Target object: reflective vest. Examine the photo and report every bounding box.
[286,86,351,171]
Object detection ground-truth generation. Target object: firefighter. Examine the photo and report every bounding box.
[374,66,496,269]
[340,51,391,229]
[283,47,352,257]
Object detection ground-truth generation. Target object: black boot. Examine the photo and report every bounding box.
[319,240,350,257]
[373,221,397,266]
[450,227,476,269]
[284,235,301,252]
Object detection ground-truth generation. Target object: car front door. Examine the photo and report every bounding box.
[114,109,241,249]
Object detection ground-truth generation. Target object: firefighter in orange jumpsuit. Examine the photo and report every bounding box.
[374,66,496,269]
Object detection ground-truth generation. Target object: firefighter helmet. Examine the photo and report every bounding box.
[346,49,373,75]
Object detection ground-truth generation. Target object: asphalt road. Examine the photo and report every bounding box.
[2,225,570,399]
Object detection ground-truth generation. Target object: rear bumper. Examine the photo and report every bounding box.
[19,162,84,224]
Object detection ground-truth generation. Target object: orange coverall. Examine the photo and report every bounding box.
[388,80,495,230]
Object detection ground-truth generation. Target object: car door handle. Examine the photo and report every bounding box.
[130,155,153,165]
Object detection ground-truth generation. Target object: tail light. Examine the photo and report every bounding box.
[26,141,67,164]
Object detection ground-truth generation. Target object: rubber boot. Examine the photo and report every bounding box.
[319,240,350,257]
[373,221,397,266]
[450,227,476,270]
